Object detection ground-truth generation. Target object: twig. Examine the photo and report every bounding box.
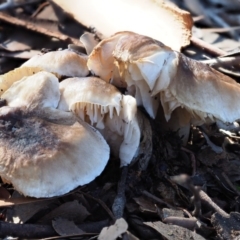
[171,174,229,218]
[200,26,240,34]
[31,1,50,18]
[191,36,227,57]
[163,216,197,230]
[197,187,229,218]
[201,56,240,68]
[0,12,83,47]
[0,220,109,239]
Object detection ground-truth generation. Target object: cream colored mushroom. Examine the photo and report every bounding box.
[22,49,89,78]
[88,31,240,125]
[2,71,60,111]
[58,77,140,166]
[0,49,89,96]
[0,107,110,198]
[87,31,174,118]
[0,71,110,197]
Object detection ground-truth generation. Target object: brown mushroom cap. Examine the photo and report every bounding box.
[0,108,110,198]
[164,54,240,123]
[22,49,89,78]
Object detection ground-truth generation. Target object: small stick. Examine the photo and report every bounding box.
[191,36,227,57]
[163,216,197,230]
[0,12,83,47]
[196,187,229,218]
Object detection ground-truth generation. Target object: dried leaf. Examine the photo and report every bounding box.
[52,0,193,51]
[133,197,157,214]
[98,218,128,240]
[211,212,240,240]
[38,200,90,224]
[52,218,85,236]
[144,221,206,240]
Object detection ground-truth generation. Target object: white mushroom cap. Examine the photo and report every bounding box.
[0,108,110,198]
[58,77,122,128]
[2,71,60,111]
[58,77,140,166]
[0,66,43,96]
[22,49,89,78]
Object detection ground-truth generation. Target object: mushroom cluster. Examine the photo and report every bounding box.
[1,31,240,198]
[87,31,240,137]
[0,47,142,197]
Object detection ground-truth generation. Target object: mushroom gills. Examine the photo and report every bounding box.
[58,77,141,166]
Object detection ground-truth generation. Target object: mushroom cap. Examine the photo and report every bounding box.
[87,32,128,88]
[88,31,174,118]
[89,31,240,124]
[22,49,89,78]
[0,108,110,198]
[0,66,43,96]
[165,53,240,123]
[2,71,60,111]
[58,77,122,127]
[58,77,140,166]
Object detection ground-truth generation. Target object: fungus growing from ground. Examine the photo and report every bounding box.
[88,31,240,126]
[58,77,141,166]
[0,72,110,197]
